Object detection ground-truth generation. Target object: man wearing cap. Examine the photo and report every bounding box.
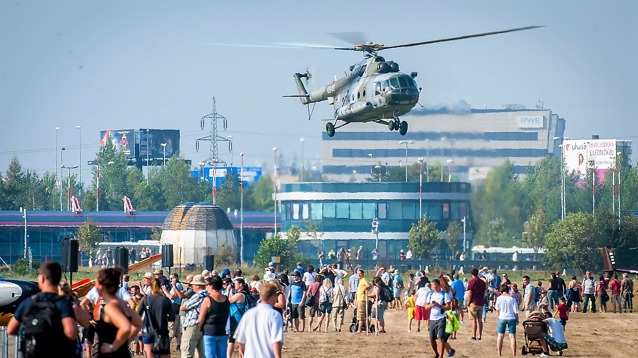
[180,274,209,358]
[154,268,172,292]
[288,271,307,332]
[142,272,153,295]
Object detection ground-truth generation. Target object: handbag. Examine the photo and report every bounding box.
[145,304,171,354]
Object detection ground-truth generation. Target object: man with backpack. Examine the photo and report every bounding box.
[7,262,79,358]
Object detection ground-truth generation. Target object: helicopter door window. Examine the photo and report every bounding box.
[382,80,389,91]
[359,64,367,77]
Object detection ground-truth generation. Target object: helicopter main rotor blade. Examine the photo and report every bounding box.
[380,26,543,50]
[328,32,368,46]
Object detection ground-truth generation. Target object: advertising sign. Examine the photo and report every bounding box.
[191,166,263,188]
[99,129,135,158]
[517,115,544,129]
[564,139,617,184]
[139,129,180,159]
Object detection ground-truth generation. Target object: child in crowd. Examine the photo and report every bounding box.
[449,297,460,339]
[555,297,569,331]
[404,289,416,332]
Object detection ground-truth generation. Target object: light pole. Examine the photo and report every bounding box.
[589,159,595,215]
[372,218,379,251]
[446,159,453,182]
[198,161,205,183]
[399,140,414,182]
[96,161,114,212]
[554,137,568,219]
[75,125,82,192]
[375,165,382,182]
[20,207,27,258]
[161,143,167,166]
[300,138,305,182]
[146,129,150,185]
[273,147,278,238]
[461,216,467,252]
[418,158,423,218]
[61,164,78,211]
[617,151,622,225]
[240,152,244,265]
[227,135,234,167]
[55,127,61,210]
[440,137,446,182]
[60,147,66,211]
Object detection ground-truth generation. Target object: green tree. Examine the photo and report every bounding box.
[525,208,546,251]
[520,157,562,223]
[253,231,301,269]
[4,157,27,210]
[77,219,102,253]
[217,172,240,211]
[408,216,441,259]
[445,220,462,256]
[545,212,602,272]
[246,173,274,211]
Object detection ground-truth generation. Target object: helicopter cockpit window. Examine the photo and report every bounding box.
[389,77,400,89]
[398,76,409,88]
[374,82,381,95]
[382,80,389,91]
[358,65,367,77]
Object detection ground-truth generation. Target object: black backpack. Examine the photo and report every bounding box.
[21,294,70,358]
[380,285,394,303]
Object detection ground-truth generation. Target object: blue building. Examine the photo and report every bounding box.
[0,209,277,265]
[277,181,473,261]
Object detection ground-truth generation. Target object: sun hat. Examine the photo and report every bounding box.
[190,274,207,286]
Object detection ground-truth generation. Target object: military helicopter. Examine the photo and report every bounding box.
[285,26,541,137]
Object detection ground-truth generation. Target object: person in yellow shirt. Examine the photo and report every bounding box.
[356,269,371,333]
[405,289,416,332]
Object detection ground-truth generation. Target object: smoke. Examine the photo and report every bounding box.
[410,100,472,115]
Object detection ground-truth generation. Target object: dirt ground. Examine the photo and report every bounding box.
[277,307,637,358]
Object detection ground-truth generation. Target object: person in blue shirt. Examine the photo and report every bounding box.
[451,273,466,324]
[288,271,308,332]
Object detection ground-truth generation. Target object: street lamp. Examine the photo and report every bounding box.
[161,143,167,166]
[399,140,414,182]
[300,138,305,182]
[146,129,150,185]
[554,137,568,219]
[440,137,446,182]
[446,159,453,182]
[273,147,278,238]
[61,164,78,211]
[60,147,66,211]
[372,218,379,251]
[20,207,27,259]
[375,165,382,182]
[418,158,423,218]
[96,161,114,212]
[240,152,244,265]
[55,127,61,211]
[461,216,467,252]
[75,125,82,191]
[227,135,234,167]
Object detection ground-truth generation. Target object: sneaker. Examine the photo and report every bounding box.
[407,329,411,333]
[417,328,420,332]
[470,337,477,341]
[540,353,549,357]
[448,349,456,357]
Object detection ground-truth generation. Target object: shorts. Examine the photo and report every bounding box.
[429,318,446,340]
[320,302,333,314]
[349,292,357,302]
[545,334,568,351]
[457,299,466,310]
[309,305,322,317]
[560,318,567,326]
[497,318,517,334]
[357,301,367,321]
[415,305,430,321]
[371,302,386,321]
[408,307,415,320]
[393,289,401,299]
[469,304,483,319]
[611,294,621,305]
[291,304,305,319]
[141,335,154,344]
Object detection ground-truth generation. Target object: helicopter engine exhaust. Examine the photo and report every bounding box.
[336,101,372,120]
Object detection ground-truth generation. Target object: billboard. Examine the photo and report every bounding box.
[99,129,135,158]
[139,129,180,159]
[191,166,263,189]
[564,139,616,184]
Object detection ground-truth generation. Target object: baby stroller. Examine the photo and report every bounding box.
[349,301,376,333]
[521,319,548,355]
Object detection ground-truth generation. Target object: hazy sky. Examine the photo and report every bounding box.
[1,1,637,183]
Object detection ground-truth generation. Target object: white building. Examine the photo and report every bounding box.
[321,106,566,182]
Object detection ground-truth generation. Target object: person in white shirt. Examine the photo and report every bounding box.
[234,282,284,358]
[425,279,451,358]
[414,283,431,333]
[535,311,568,357]
[405,249,413,260]
[302,265,317,285]
[494,285,519,356]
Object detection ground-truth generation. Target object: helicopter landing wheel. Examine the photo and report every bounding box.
[388,120,396,131]
[326,122,336,137]
[399,120,408,135]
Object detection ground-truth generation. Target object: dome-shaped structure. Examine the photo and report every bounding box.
[161,202,235,266]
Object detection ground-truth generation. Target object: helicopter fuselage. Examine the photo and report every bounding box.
[293,55,419,128]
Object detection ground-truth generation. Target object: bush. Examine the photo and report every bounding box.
[12,258,40,275]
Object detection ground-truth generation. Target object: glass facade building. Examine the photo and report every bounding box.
[278,182,473,261]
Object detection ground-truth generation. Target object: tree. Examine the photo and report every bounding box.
[246,173,274,211]
[525,208,546,251]
[445,220,461,256]
[253,232,301,269]
[408,216,441,259]
[545,212,601,272]
[77,219,102,253]
[217,172,241,211]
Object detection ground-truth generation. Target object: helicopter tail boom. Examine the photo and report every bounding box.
[293,72,312,104]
